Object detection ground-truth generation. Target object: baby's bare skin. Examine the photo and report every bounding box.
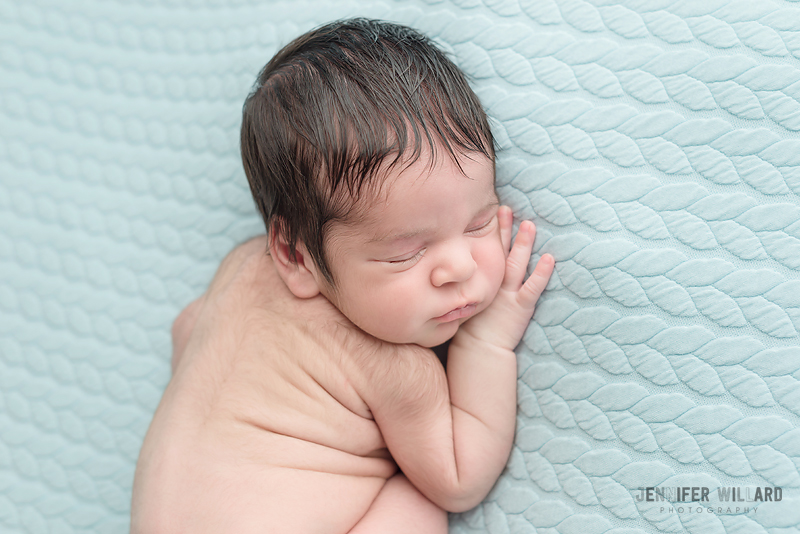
[131,236,445,533]
[132,188,555,532]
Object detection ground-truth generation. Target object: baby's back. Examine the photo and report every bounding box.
[131,240,399,533]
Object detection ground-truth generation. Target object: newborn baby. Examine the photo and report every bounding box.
[131,18,554,533]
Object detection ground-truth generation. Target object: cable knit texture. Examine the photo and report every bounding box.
[1,0,799,532]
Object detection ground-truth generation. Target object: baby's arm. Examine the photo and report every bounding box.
[358,207,553,512]
[446,209,554,504]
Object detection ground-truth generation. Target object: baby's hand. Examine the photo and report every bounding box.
[460,206,554,351]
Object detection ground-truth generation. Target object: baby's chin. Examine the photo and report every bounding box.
[413,321,461,348]
[359,301,490,348]
[413,299,493,347]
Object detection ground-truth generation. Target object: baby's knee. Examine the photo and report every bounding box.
[349,474,447,534]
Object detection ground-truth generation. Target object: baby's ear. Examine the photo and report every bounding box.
[268,222,324,299]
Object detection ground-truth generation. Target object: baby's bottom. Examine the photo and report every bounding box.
[350,473,447,534]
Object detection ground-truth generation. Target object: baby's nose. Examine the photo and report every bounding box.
[431,244,477,287]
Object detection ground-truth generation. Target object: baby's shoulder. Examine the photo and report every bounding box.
[343,335,446,413]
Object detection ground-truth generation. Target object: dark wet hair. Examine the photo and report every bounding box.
[240,17,495,285]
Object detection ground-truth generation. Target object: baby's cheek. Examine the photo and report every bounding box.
[481,239,507,294]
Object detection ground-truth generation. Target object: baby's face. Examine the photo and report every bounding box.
[319,149,506,347]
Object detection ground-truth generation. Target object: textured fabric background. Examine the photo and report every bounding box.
[2,1,800,533]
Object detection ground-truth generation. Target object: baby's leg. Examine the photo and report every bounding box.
[349,473,448,534]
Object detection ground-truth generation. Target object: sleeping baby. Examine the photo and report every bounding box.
[131,18,554,533]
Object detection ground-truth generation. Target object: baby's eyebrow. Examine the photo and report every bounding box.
[480,198,501,213]
[366,198,500,245]
[366,227,433,245]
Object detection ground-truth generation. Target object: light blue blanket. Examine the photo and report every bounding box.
[2,1,799,532]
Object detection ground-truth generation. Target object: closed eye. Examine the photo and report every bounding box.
[387,248,426,265]
[467,216,496,236]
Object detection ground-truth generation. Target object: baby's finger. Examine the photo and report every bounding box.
[499,206,512,256]
[502,221,536,291]
[518,254,554,309]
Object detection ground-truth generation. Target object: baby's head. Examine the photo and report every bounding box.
[241,18,505,347]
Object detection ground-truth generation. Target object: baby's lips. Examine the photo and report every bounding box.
[433,303,478,322]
